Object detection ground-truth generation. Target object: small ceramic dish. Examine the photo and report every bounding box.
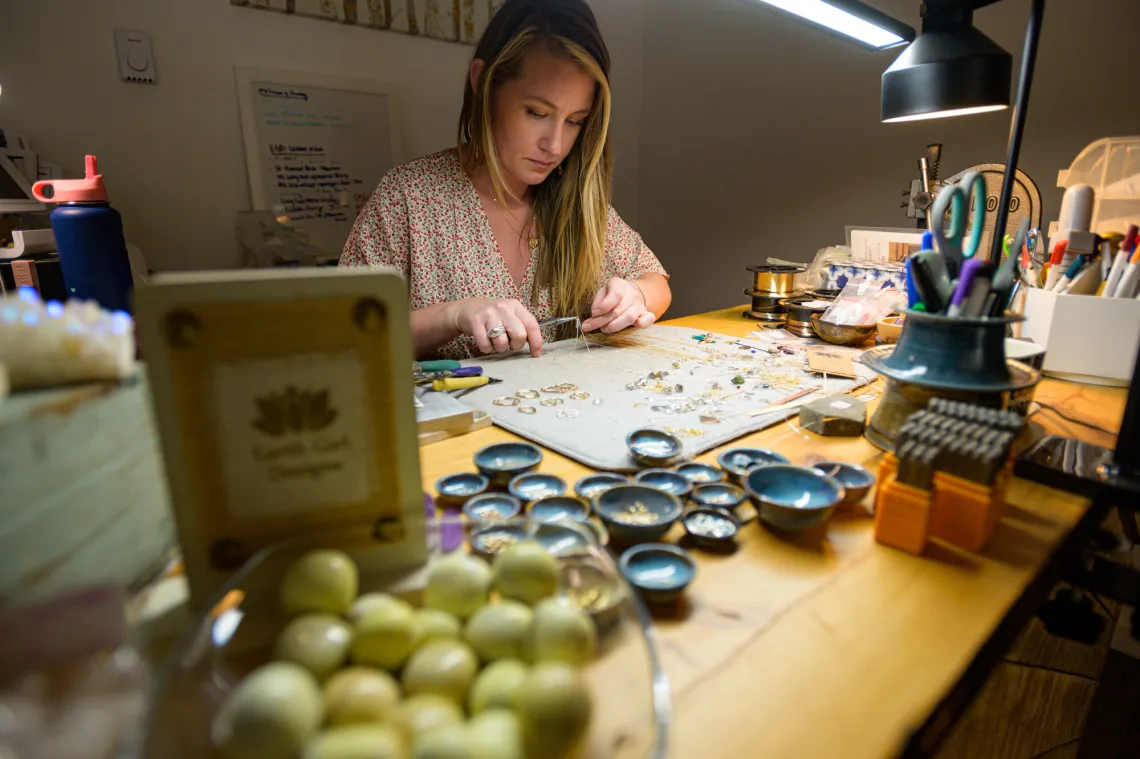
[574,472,630,501]
[744,465,845,531]
[810,461,876,508]
[559,553,626,631]
[468,519,595,561]
[626,428,684,467]
[508,472,568,503]
[434,472,490,508]
[594,485,684,544]
[634,468,693,499]
[811,314,877,346]
[619,543,697,604]
[461,492,522,522]
[674,462,727,485]
[474,442,543,487]
[468,522,527,560]
[583,517,610,549]
[690,482,748,512]
[716,448,790,484]
[528,495,591,524]
[532,521,596,557]
[682,507,740,549]
[876,315,905,344]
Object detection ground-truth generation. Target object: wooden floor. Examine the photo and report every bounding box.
[936,511,1138,759]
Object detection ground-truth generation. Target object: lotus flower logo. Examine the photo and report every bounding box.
[252,386,338,436]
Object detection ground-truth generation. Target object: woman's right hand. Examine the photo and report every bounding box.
[447,298,544,356]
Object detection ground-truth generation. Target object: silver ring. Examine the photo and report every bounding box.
[488,325,507,340]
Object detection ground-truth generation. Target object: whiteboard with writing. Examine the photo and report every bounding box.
[236,67,404,257]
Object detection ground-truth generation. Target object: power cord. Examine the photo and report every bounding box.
[1029,401,1118,438]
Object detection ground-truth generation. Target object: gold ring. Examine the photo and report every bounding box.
[493,396,520,407]
[516,389,540,399]
[519,405,537,414]
[540,398,564,407]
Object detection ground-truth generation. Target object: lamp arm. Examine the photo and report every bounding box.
[989,0,1046,262]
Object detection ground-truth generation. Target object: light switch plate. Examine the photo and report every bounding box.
[113,28,157,84]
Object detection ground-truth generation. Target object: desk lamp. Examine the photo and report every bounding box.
[751,2,1140,756]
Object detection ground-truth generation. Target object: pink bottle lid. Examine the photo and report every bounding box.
[32,155,108,203]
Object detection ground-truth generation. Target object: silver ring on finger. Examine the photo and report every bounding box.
[488,325,507,340]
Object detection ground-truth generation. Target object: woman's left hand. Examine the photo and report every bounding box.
[581,278,657,334]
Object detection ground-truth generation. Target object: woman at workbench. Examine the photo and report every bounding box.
[340,0,670,360]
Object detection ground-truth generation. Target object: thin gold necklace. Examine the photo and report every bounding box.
[478,176,538,254]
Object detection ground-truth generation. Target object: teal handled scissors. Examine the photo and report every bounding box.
[930,171,986,265]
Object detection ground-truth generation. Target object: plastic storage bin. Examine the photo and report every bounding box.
[1056,136,1140,235]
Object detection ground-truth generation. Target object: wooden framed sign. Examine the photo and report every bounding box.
[137,268,425,607]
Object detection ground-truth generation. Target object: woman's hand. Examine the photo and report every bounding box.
[581,278,656,334]
[447,298,544,356]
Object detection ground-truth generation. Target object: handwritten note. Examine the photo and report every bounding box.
[251,81,395,253]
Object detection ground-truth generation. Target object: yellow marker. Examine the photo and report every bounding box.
[432,376,490,391]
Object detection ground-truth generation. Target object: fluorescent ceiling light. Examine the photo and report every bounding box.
[749,0,913,50]
[883,104,1009,123]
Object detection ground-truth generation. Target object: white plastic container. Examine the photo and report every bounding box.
[1021,288,1140,386]
[1055,136,1140,235]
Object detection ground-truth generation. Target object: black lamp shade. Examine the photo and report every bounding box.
[881,27,1012,122]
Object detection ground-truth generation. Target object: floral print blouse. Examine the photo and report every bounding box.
[339,149,667,360]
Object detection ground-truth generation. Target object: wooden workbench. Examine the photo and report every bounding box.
[127,304,1125,758]
[416,305,1125,759]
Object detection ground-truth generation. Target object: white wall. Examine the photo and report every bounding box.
[0,0,645,270]
[638,0,1140,317]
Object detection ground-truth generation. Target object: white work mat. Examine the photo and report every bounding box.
[458,325,875,471]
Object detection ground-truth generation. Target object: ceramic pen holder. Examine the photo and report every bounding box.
[861,311,1041,450]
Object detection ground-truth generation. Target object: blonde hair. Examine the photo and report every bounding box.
[458,0,613,321]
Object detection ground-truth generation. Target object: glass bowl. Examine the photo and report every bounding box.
[133,516,669,759]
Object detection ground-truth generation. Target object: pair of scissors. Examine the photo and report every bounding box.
[930,171,986,265]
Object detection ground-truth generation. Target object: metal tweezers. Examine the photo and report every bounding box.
[538,317,591,351]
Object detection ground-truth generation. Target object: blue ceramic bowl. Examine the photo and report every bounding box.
[619,543,697,603]
[462,492,522,522]
[435,472,490,508]
[574,472,631,501]
[690,483,747,512]
[682,507,740,548]
[594,485,683,544]
[744,465,844,531]
[634,468,693,500]
[674,462,727,485]
[474,442,544,487]
[717,448,791,484]
[528,495,591,524]
[508,472,567,503]
[626,428,683,467]
[810,461,876,507]
[533,521,595,556]
[468,520,595,561]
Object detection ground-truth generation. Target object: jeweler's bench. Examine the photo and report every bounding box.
[131,305,1123,759]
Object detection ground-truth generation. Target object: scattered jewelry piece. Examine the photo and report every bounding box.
[672,362,682,369]
[700,414,721,424]
[493,396,520,407]
[649,371,669,380]
[557,383,580,392]
[593,398,604,406]
[570,392,590,401]
[542,385,567,394]
[541,398,565,407]
[665,427,705,438]
[519,405,537,414]
[516,389,540,399]
[556,408,581,420]
[732,375,746,385]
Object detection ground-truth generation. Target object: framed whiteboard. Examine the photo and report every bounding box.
[235,66,405,256]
